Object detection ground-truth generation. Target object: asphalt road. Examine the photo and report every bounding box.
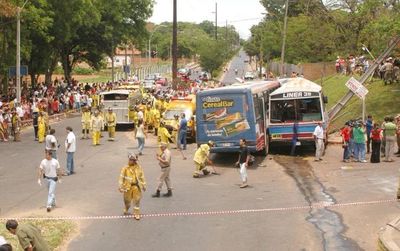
[221,49,253,85]
[0,115,399,251]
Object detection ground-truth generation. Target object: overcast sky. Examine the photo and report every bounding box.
[149,0,265,39]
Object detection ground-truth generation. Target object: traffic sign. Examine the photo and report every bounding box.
[345,77,368,99]
[8,66,28,77]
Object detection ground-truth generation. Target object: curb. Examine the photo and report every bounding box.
[378,217,400,251]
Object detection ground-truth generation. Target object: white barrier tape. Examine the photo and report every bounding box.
[0,199,397,221]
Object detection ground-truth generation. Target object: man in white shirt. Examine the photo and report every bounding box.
[313,122,325,161]
[37,150,62,212]
[45,129,58,159]
[65,126,76,175]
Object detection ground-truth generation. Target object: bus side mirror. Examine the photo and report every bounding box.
[323,96,328,104]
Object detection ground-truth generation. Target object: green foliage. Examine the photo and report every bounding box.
[0,0,153,89]
[0,219,76,251]
[72,67,94,75]
[250,0,400,65]
[318,75,400,132]
[198,40,236,78]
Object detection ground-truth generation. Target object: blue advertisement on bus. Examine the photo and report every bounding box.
[196,93,256,151]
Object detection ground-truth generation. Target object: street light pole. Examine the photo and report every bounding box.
[16,0,29,102]
[16,7,21,102]
[172,0,178,88]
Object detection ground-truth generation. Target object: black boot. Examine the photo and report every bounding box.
[152,190,160,198]
[163,189,172,197]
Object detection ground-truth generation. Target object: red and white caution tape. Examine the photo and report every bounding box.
[1,199,398,221]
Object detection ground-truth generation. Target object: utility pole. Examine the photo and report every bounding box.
[172,0,178,88]
[111,39,115,83]
[16,0,30,102]
[124,45,128,80]
[16,7,21,102]
[214,2,218,40]
[280,0,289,77]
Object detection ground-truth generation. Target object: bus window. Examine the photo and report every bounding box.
[253,95,262,119]
[270,98,322,123]
[298,98,322,121]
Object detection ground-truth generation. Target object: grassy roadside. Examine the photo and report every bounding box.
[0,219,76,250]
[316,74,400,132]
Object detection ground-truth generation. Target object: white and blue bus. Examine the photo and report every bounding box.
[268,78,328,147]
[196,81,280,155]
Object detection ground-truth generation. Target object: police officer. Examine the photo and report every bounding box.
[118,154,146,220]
[81,106,91,139]
[193,141,215,178]
[105,107,117,141]
[152,142,172,197]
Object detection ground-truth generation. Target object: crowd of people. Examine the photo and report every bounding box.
[335,55,400,84]
[340,115,400,164]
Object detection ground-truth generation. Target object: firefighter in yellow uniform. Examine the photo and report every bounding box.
[105,107,117,141]
[128,106,138,129]
[11,108,21,142]
[193,141,215,178]
[43,111,50,136]
[153,106,161,136]
[81,106,91,139]
[91,110,103,146]
[157,121,172,147]
[92,93,99,108]
[37,112,46,143]
[145,104,153,132]
[118,154,146,220]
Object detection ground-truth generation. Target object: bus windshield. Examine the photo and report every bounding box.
[103,93,129,101]
[270,97,322,123]
[164,109,192,120]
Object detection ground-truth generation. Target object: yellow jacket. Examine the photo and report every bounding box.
[153,109,161,128]
[119,164,146,191]
[91,115,103,131]
[193,144,210,165]
[81,111,91,123]
[105,112,117,127]
[38,116,45,127]
[145,109,152,124]
[157,126,171,144]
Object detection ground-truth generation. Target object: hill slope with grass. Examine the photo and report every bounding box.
[317,75,400,132]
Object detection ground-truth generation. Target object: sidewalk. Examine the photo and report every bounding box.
[379,217,400,251]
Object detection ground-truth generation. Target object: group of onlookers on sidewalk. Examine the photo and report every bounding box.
[340,115,400,163]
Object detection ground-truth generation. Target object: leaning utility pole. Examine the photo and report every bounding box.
[172,0,178,89]
[280,0,289,77]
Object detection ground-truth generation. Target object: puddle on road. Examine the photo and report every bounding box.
[274,156,362,251]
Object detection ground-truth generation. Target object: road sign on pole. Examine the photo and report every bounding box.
[345,77,369,99]
[345,77,369,122]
